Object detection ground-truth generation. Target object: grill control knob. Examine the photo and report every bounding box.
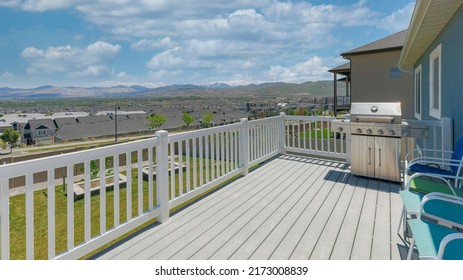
[356,128,362,134]
[377,129,384,135]
[366,129,373,135]
[338,127,343,133]
[389,130,396,136]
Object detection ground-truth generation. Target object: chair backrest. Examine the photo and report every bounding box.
[451,135,463,175]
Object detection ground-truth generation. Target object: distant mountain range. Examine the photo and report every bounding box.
[0,80,336,99]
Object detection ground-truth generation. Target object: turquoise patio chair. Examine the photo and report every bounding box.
[404,135,463,188]
[398,173,463,238]
[406,192,463,260]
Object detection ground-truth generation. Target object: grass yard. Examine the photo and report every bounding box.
[8,155,241,259]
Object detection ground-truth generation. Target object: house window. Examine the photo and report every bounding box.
[414,64,422,119]
[429,44,441,119]
[37,130,47,136]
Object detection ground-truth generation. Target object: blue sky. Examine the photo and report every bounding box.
[0,0,415,88]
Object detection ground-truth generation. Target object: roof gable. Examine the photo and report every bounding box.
[341,29,407,57]
[399,0,463,69]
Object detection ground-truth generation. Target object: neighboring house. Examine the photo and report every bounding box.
[399,0,463,144]
[55,114,151,142]
[23,119,56,145]
[330,29,414,118]
[328,62,351,115]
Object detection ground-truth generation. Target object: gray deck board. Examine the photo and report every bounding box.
[170,158,321,260]
[95,155,405,260]
[309,174,359,260]
[371,180,392,260]
[350,178,380,259]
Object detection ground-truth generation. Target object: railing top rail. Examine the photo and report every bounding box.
[284,115,336,121]
[168,122,242,142]
[248,116,282,125]
[402,118,443,127]
[0,137,159,179]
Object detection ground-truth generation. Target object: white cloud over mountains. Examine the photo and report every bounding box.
[21,41,121,77]
[3,1,415,86]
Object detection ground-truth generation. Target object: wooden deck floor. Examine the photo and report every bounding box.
[95,155,408,260]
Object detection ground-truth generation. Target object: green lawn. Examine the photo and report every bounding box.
[8,156,240,259]
[299,128,334,139]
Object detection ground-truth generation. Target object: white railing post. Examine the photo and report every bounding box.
[0,179,10,260]
[240,118,249,176]
[441,117,453,155]
[279,112,286,154]
[156,130,170,223]
[346,132,352,164]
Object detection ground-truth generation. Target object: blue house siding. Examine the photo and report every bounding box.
[414,5,463,142]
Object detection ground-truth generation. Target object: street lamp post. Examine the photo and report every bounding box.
[115,106,120,142]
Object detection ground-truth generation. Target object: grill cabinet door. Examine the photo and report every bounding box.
[351,135,375,177]
[374,137,401,181]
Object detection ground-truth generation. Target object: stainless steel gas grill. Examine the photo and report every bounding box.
[331,102,403,182]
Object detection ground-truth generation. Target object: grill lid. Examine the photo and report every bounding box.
[350,102,401,123]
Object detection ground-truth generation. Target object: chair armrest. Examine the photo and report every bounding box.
[405,158,463,176]
[437,233,463,259]
[403,173,453,192]
[420,192,463,213]
[405,148,453,162]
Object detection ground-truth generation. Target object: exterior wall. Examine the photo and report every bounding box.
[350,50,414,118]
[414,5,463,143]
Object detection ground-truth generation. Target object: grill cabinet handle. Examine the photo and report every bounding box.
[368,147,371,165]
[379,148,382,167]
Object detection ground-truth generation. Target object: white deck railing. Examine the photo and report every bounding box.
[1,114,448,260]
[284,115,348,160]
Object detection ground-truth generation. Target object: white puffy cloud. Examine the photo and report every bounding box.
[0,71,15,80]
[380,2,415,32]
[0,0,77,11]
[266,56,340,82]
[145,48,183,69]
[21,41,121,77]
[3,1,415,85]
[130,37,173,51]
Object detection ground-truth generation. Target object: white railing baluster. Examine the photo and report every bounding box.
[315,120,318,151]
[99,158,106,235]
[286,120,290,148]
[215,133,220,178]
[179,142,184,195]
[114,155,120,227]
[303,120,306,150]
[25,174,34,259]
[211,134,215,180]
[205,136,209,183]
[47,169,55,259]
[170,143,175,198]
[185,140,190,193]
[225,130,230,173]
[220,132,225,176]
[137,149,143,216]
[1,179,10,260]
[148,148,154,209]
[84,161,91,242]
[193,137,197,189]
[309,120,313,150]
[126,152,132,221]
[67,164,75,250]
[292,120,295,148]
[321,120,325,152]
[199,136,204,186]
[234,130,238,170]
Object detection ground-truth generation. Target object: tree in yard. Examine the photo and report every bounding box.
[147,114,167,131]
[182,112,195,128]
[202,112,213,128]
[1,128,21,153]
